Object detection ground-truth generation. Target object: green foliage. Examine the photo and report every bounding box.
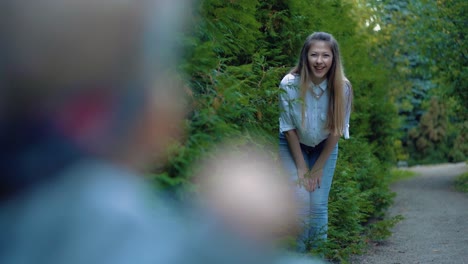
[407,97,449,163]
[322,138,396,260]
[405,97,467,164]
[449,122,468,162]
[365,214,404,242]
[256,1,297,67]
[365,0,467,164]
[454,171,468,193]
[389,168,417,183]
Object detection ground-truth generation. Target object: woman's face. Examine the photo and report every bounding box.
[307,41,333,84]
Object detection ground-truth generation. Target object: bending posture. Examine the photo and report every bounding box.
[278,32,353,252]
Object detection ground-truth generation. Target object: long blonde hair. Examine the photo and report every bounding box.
[290,32,352,136]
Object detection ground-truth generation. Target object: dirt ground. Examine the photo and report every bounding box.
[349,162,468,264]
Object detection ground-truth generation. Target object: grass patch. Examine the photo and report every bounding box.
[389,168,417,183]
[454,171,468,193]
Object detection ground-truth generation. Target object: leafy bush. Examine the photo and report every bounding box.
[454,171,468,193]
[319,137,396,260]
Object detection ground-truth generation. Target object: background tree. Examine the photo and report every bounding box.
[363,0,467,164]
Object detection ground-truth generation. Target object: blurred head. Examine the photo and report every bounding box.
[1,0,189,160]
[0,0,190,197]
[196,143,300,243]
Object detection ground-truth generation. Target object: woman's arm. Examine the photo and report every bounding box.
[284,129,312,191]
[309,133,340,191]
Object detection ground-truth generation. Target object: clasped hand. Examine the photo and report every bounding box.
[298,168,323,192]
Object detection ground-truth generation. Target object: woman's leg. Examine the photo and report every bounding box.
[278,134,312,252]
[306,143,338,245]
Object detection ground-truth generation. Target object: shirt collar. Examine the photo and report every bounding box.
[312,79,328,91]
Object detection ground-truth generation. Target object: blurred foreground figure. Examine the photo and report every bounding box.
[0,0,324,263]
[197,144,299,242]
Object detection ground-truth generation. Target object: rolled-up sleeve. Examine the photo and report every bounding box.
[343,81,353,139]
[279,76,296,133]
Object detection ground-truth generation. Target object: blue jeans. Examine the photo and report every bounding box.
[278,133,338,252]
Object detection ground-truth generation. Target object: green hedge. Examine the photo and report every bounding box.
[455,171,468,193]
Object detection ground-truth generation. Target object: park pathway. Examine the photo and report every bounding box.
[350,162,468,264]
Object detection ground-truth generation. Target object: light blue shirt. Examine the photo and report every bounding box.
[279,73,351,147]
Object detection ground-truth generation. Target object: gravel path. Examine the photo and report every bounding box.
[350,162,468,264]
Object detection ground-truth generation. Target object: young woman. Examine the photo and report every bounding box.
[278,32,353,252]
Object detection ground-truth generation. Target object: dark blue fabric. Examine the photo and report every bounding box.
[0,117,83,199]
